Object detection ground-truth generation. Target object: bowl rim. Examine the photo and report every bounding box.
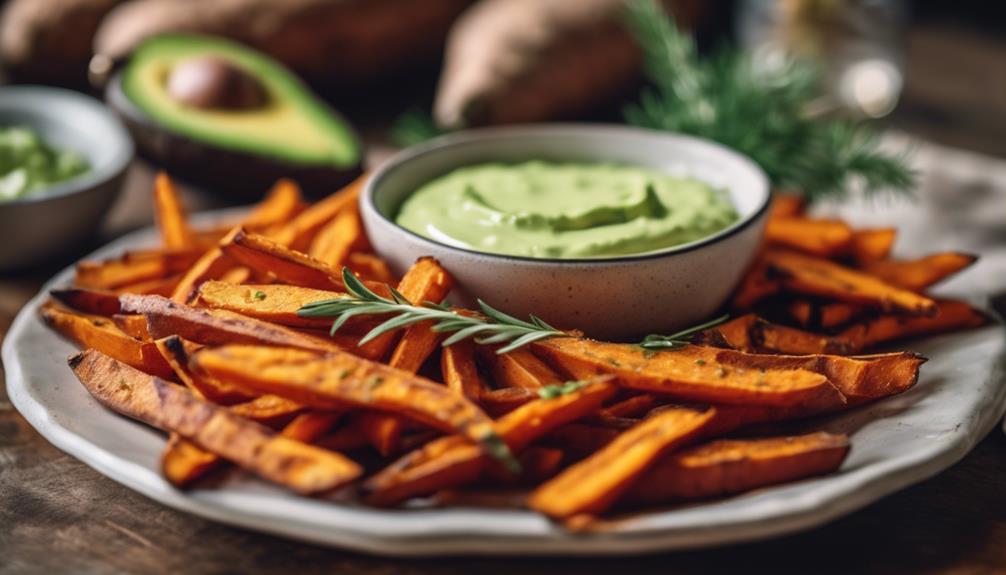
[0,85,134,207]
[364,123,772,265]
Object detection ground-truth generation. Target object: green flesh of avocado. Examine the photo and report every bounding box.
[121,35,359,168]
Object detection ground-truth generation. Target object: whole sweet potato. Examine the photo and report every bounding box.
[0,0,126,85]
[94,0,473,86]
[433,0,704,128]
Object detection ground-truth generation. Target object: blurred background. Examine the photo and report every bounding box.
[0,0,1002,278]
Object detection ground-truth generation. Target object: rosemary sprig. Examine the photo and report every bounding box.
[298,268,567,354]
[639,314,729,350]
[623,0,915,202]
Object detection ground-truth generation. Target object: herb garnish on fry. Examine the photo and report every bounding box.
[298,267,566,354]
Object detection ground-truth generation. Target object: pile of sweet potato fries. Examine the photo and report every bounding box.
[42,174,986,527]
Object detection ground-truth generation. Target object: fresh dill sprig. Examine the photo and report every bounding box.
[298,268,567,354]
[391,109,446,147]
[623,0,915,202]
[639,314,729,350]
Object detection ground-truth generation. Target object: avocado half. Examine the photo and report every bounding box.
[107,35,362,199]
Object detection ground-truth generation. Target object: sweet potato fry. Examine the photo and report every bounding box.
[788,300,863,330]
[532,338,845,410]
[162,435,222,487]
[40,300,172,379]
[120,294,347,354]
[191,345,502,451]
[76,249,204,290]
[315,418,372,452]
[861,252,978,292]
[484,348,563,389]
[308,205,366,268]
[358,257,455,453]
[766,218,853,257]
[769,194,806,220]
[388,324,447,375]
[163,401,323,488]
[271,174,365,252]
[363,377,616,506]
[441,340,486,401]
[850,228,897,264]
[154,335,255,405]
[626,432,850,504]
[50,287,121,316]
[113,314,150,340]
[599,394,657,418]
[196,281,374,330]
[229,395,307,426]
[170,227,243,304]
[543,424,622,454]
[153,172,196,249]
[693,314,759,351]
[171,186,307,304]
[478,387,537,416]
[837,299,987,351]
[752,318,856,355]
[241,179,307,232]
[70,350,360,494]
[528,406,717,519]
[763,249,937,315]
[730,257,781,311]
[222,229,347,292]
[346,252,396,284]
[712,347,924,404]
[115,273,183,297]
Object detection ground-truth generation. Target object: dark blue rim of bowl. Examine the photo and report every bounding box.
[364,123,773,265]
[0,85,134,206]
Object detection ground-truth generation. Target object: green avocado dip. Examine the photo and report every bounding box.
[0,126,90,202]
[395,161,739,259]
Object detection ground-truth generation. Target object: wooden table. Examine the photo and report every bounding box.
[3,22,1006,575]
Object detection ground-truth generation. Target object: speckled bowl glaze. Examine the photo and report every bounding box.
[361,125,770,339]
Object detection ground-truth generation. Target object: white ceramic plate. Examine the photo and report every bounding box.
[4,213,1005,556]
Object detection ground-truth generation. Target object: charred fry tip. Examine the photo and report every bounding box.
[67,351,86,369]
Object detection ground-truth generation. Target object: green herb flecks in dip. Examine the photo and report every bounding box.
[395,162,738,259]
[0,127,90,202]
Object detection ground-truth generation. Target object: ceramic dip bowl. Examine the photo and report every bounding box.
[0,86,133,270]
[361,124,770,339]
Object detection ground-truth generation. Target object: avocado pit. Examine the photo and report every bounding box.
[167,56,267,110]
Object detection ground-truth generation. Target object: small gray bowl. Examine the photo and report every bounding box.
[362,124,771,340]
[0,86,133,270]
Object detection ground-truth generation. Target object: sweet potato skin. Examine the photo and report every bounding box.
[0,0,125,86]
[533,338,845,410]
[363,377,616,505]
[70,350,360,494]
[763,249,937,315]
[40,300,172,379]
[222,229,347,292]
[765,218,853,257]
[528,406,716,519]
[76,249,203,290]
[95,0,473,87]
[627,432,850,504]
[50,287,122,316]
[121,294,347,355]
[191,345,499,447]
[861,253,978,292]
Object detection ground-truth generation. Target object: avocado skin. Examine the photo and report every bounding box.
[106,73,362,201]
